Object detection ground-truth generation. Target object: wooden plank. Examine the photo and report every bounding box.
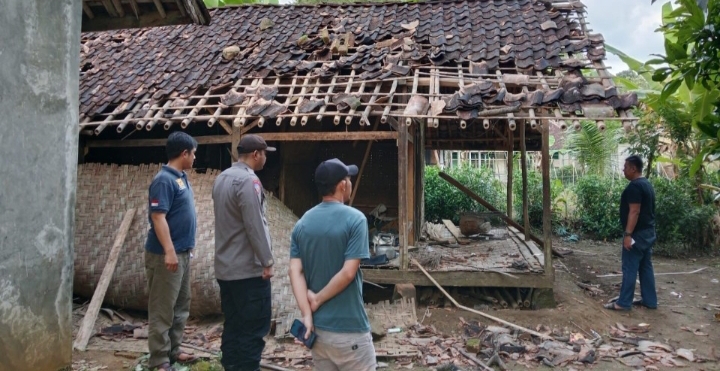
[74,209,135,351]
[441,219,467,244]
[508,226,544,268]
[541,121,554,275]
[81,10,190,32]
[361,268,553,288]
[86,131,399,148]
[520,121,530,241]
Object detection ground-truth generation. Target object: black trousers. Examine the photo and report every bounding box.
[217,277,272,371]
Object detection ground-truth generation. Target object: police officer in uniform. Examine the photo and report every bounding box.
[212,134,276,371]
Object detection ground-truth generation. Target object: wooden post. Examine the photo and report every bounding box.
[541,121,554,276]
[350,119,381,206]
[74,209,136,351]
[231,109,242,162]
[415,118,425,242]
[520,122,530,241]
[407,125,416,246]
[506,127,513,219]
[398,120,409,270]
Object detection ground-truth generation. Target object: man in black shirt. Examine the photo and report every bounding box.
[605,155,658,311]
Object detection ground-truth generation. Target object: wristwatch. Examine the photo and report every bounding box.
[624,231,633,237]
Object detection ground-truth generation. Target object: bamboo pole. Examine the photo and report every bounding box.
[412,259,552,340]
[361,83,383,126]
[289,77,310,126]
[346,80,366,125]
[506,128,514,219]
[317,72,340,122]
[334,70,355,125]
[302,78,322,126]
[74,209,135,351]
[235,78,261,127]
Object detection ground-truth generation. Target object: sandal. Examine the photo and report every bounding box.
[633,299,657,309]
[172,352,199,364]
[603,302,631,311]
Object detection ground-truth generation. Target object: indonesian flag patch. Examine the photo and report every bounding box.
[150,199,160,207]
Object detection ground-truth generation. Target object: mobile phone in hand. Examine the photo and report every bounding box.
[290,319,317,349]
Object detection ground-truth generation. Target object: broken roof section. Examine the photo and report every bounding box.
[79,0,637,136]
[81,0,211,32]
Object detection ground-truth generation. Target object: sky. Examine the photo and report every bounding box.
[583,0,665,73]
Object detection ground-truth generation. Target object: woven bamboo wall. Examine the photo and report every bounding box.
[74,163,298,317]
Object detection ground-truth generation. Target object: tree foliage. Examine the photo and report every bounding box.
[647,0,720,176]
[565,120,621,176]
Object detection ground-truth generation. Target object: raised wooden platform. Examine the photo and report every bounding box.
[362,228,553,289]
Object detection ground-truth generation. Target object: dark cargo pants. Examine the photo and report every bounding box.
[217,277,272,371]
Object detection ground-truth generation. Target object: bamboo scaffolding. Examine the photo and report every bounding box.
[235,78,261,127]
[316,71,340,122]
[496,70,517,131]
[457,64,466,129]
[346,80,366,125]
[405,69,420,126]
[181,89,211,129]
[334,70,355,125]
[289,77,309,126]
[361,83,383,126]
[209,78,246,127]
[154,100,173,130]
[381,73,400,124]
[302,77,322,126]
[260,77,281,127]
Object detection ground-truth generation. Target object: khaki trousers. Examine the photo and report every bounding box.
[145,251,191,368]
[311,329,376,371]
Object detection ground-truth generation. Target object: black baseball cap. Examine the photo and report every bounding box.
[315,158,359,187]
[237,134,277,153]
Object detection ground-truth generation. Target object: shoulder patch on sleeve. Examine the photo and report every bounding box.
[253,179,262,195]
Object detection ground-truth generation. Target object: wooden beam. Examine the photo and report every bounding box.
[73,209,135,351]
[82,1,95,19]
[87,135,231,148]
[100,0,119,17]
[361,268,553,288]
[110,0,126,17]
[81,10,190,32]
[86,131,399,148]
[415,120,425,242]
[521,123,530,241]
[152,0,167,18]
[541,121,554,275]
[398,120,409,270]
[407,127,416,245]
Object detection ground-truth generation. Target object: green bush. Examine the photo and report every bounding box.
[652,177,717,255]
[424,165,505,224]
[574,175,625,240]
[512,170,564,230]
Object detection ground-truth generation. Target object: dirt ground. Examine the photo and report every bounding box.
[72,238,720,370]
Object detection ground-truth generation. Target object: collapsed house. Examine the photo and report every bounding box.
[75,0,636,335]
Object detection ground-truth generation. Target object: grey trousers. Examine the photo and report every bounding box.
[145,250,191,368]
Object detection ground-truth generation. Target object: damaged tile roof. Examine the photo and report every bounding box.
[80,0,633,123]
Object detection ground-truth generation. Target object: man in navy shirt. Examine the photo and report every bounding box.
[604,155,658,311]
[145,132,198,371]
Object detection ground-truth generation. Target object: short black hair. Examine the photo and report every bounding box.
[166,132,197,160]
[317,181,340,197]
[625,155,643,173]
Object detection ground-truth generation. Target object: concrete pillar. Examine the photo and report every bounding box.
[0,0,81,370]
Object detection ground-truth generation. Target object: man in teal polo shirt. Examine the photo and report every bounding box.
[145,131,198,371]
[289,158,376,371]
